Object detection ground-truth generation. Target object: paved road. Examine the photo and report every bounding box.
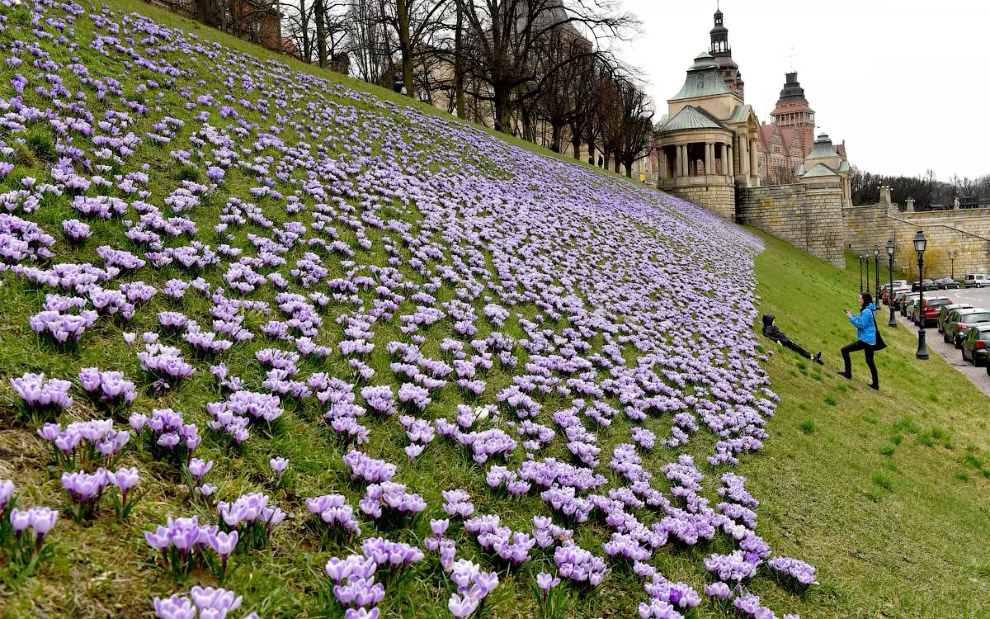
[886,290,990,397]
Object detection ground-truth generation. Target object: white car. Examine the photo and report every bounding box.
[965,274,990,288]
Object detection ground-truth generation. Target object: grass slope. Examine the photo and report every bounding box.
[742,231,990,618]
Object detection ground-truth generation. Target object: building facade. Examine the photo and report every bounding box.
[655,9,761,219]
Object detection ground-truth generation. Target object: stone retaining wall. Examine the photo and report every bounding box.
[738,182,846,267]
[669,185,736,220]
[841,199,990,278]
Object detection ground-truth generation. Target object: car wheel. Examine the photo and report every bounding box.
[943,333,950,343]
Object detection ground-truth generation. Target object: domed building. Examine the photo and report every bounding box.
[655,47,761,219]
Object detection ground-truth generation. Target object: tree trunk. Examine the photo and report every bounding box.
[521,108,533,142]
[454,1,465,117]
[314,0,327,68]
[299,0,310,62]
[624,162,632,177]
[195,0,221,28]
[603,152,611,170]
[587,137,596,166]
[550,122,563,153]
[613,156,620,174]
[493,86,509,133]
[571,131,581,160]
[397,0,414,97]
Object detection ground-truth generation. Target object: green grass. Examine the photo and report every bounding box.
[739,231,990,617]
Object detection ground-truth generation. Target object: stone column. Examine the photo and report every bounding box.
[678,145,686,177]
[906,198,915,213]
[728,144,734,177]
[739,137,749,177]
[704,142,712,176]
[721,143,729,178]
[750,139,759,180]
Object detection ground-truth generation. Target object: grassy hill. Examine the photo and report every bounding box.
[743,234,990,617]
[0,0,987,618]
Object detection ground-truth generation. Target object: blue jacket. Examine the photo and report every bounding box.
[849,304,877,345]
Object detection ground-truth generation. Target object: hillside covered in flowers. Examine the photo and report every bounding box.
[0,0,813,616]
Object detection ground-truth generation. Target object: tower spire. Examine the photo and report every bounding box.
[709,2,743,99]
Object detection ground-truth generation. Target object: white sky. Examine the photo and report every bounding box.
[614,0,990,180]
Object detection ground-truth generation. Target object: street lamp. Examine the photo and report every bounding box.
[865,252,871,298]
[948,249,958,282]
[887,239,897,327]
[873,244,881,301]
[914,230,929,360]
[858,253,864,293]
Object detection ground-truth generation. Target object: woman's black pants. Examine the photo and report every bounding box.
[842,340,878,386]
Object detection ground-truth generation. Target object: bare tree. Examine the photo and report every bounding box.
[454,0,634,133]
[348,0,395,86]
[387,0,450,97]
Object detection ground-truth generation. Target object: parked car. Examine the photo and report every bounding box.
[934,277,960,289]
[901,294,922,317]
[937,303,974,333]
[894,290,917,312]
[911,296,953,327]
[891,280,910,289]
[943,308,990,347]
[964,274,990,288]
[912,279,937,292]
[886,286,912,306]
[961,325,990,366]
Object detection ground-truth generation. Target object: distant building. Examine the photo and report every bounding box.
[149,0,283,53]
[759,72,816,185]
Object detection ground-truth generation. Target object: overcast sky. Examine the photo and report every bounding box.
[614,0,989,180]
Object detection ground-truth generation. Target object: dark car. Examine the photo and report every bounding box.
[961,325,990,366]
[912,279,936,292]
[934,277,960,290]
[912,297,953,326]
[938,304,974,333]
[943,309,990,347]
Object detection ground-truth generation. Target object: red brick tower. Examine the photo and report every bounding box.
[770,72,816,155]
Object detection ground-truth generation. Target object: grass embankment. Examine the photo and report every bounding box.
[742,232,990,618]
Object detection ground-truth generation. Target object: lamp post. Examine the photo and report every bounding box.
[865,252,871,298]
[873,244,881,301]
[948,249,958,282]
[858,254,864,293]
[887,239,897,327]
[914,230,929,360]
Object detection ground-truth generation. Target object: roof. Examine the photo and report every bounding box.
[802,163,839,179]
[807,133,839,159]
[670,52,732,101]
[727,104,753,125]
[838,160,851,172]
[758,122,797,153]
[657,105,727,134]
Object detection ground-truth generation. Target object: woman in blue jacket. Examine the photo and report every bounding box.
[840,293,879,389]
